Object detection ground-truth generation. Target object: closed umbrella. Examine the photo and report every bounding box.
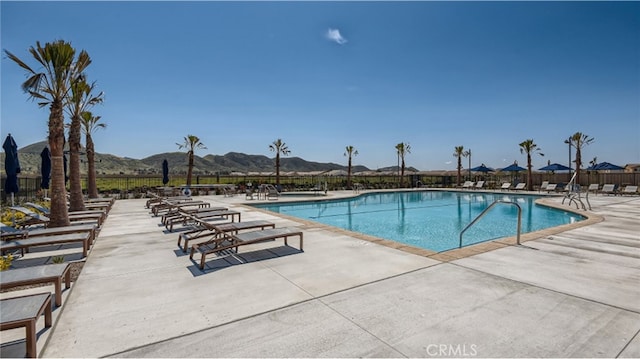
[3,134,21,224]
[162,159,169,185]
[40,147,51,195]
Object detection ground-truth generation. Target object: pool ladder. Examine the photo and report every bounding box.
[459,200,522,248]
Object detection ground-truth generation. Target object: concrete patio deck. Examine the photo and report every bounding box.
[3,190,639,357]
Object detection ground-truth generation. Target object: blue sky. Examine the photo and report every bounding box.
[2,1,639,171]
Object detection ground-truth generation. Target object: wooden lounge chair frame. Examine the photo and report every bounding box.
[1,232,92,258]
[193,227,303,270]
[621,185,638,195]
[0,263,71,307]
[0,293,52,358]
[151,200,210,216]
[161,207,227,228]
[1,223,97,247]
[500,183,511,191]
[181,219,276,252]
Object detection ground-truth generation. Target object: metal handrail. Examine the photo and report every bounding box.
[459,200,522,248]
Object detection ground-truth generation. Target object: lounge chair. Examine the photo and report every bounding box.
[538,181,549,192]
[513,183,526,191]
[1,232,92,258]
[161,206,227,227]
[0,263,71,307]
[182,220,276,252]
[461,181,474,190]
[474,181,485,190]
[193,227,303,270]
[24,202,106,225]
[587,184,600,195]
[621,185,638,195]
[500,183,511,191]
[545,184,558,193]
[0,293,52,358]
[600,184,617,195]
[266,184,279,200]
[1,223,97,247]
[146,193,190,208]
[166,209,240,232]
[151,199,210,216]
[11,206,104,228]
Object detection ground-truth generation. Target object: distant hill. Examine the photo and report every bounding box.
[8,140,373,175]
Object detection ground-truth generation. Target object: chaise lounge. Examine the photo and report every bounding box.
[178,216,275,252]
[0,263,71,307]
[192,227,303,270]
[1,232,92,258]
[0,293,52,358]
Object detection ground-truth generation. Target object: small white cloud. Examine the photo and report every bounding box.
[445,161,452,165]
[326,28,347,45]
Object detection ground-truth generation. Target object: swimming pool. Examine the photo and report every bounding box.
[251,191,585,252]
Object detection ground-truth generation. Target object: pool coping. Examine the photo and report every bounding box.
[243,189,603,263]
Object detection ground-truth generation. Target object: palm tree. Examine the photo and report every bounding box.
[589,157,598,168]
[569,132,594,185]
[453,146,465,186]
[395,142,411,187]
[80,111,106,198]
[5,40,90,227]
[463,149,472,181]
[344,145,358,189]
[269,139,290,186]
[66,76,103,210]
[519,139,544,191]
[176,135,207,188]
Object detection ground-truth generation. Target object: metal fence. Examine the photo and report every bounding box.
[2,172,638,205]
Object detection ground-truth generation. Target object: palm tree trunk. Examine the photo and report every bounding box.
[400,159,405,187]
[68,114,86,211]
[275,154,280,186]
[86,135,98,198]
[48,101,70,227]
[457,156,462,186]
[575,149,582,185]
[527,153,533,190]
[186,152,194,187]
[347,157,352,188]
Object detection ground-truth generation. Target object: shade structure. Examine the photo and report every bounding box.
[587,162,624,171]
[40,147,51,189]
[500,163,526,172]
[539,163,571,172]
[3,134,21,195]
[469,164,494,172]
[162,159,169,185]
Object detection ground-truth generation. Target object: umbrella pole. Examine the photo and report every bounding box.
[11,193,15,226]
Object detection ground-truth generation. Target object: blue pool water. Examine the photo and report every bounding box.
[251,191,585,252]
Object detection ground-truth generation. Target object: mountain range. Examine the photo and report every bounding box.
[9,140,415,175]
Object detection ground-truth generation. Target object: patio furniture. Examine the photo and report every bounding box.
[1,223,97,247]
[0,293,52,358]
[193,227,304,270]
[1,232,92,258]
[0,263,71,307]
[513,183,526,191]
[600,184,617,195]
[621,185,638,195]
[500,183,511,191]
[182,219,276,252]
